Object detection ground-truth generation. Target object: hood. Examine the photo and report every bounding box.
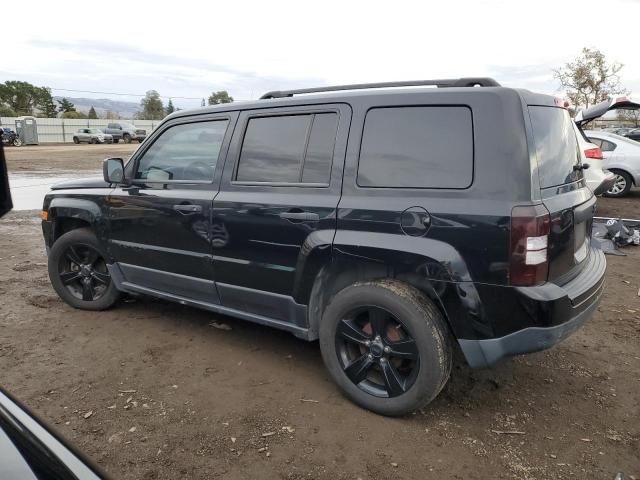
[574,96,640,127]
[50,176,109,190]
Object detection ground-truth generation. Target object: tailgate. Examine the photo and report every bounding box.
[528,105,595,281]
[542,192,595,281]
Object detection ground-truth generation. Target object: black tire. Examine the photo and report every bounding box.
[123,133,131,144]
[319,279,452,416]
[114,139,119,144]
[73,137,80,144]
[48,228,119,311]
[604,170,633,197]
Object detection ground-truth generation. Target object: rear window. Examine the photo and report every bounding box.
[236,113,338,184]
[357,106,473,189]
[529,106,580,189]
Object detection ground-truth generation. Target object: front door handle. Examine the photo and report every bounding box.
[279,211,320,222]
[173,204,202,214]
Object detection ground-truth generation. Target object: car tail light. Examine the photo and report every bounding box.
[509,205,551,286]
[584,147,604,160]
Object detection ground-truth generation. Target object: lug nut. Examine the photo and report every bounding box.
[365,340,371,346]
[367,353,373,359]
[384,346,390,353]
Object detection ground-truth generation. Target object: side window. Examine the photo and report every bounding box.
[588,137,603,148]
[107,124,115,129]
[236,113,338,184]
[357,106,473,189]
[134,120,228,182]
[601,140,616,152]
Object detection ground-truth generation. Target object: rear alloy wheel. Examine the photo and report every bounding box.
[605,171,633,197]
[320,280,452,416]
[48,229,119,310]
[12,138,22,147]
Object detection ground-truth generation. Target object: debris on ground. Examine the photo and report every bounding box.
[592,218,640,255]
[209,322,232,331]
[83,410,93,419]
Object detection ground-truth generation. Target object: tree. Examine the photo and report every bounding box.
[138,90,165,120]
[58,98,76,113]
[165,99,175,115]
[0,105,17,117]
[553,47,627,110]
[208,91,233,105]
[0,81,56,116]
[39,93,58,118]
[88,106,98,119]
[61,111,87,119]
[617,109,640,127]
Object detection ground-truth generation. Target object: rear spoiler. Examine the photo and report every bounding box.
[574,97,640,127]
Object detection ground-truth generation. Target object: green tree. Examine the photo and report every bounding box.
[165,99,175,115]
[553,47,627,110]
[138,90,165,120]
[61,110,87,119]
[0,105,17,117]
[58,98,76,113]
[207,91,233,105]
[39,93,58,118]
[0,81,55,115]
[88,106,98,119]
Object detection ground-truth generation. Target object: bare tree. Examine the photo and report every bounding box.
[553,47,627,110]
[616,109,640,127]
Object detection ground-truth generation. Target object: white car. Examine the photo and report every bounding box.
[574,96,640,196]
[583,130,640,197]
[572,122,614,195]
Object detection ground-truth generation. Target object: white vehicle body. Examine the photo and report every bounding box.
[584,130,640,197]
[572,122,614,195]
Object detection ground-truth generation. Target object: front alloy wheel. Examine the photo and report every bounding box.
[48,228,120,310]
[58,244,111,301]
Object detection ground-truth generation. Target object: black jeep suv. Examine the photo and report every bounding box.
[42,78,605,416]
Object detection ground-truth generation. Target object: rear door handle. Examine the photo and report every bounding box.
[279,211,320,222]
[173,204,202,214]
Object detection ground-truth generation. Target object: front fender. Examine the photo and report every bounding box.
[44,197,107,249]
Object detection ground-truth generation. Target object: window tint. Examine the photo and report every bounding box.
[237,113,337,184]
[357,106,473,188]
[301,113,338,183]
[529,106,580,189]
[135,120,228,182]
[588,137,603,148]
[601,139,616,151]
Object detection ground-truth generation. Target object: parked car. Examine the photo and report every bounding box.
[623,127,640,142]
[584,130,640,197]
[103,122,146,143]
[72,128,113,144]
[42,78,605,416]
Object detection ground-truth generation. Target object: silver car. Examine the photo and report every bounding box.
[584,130,640,197]
[72,128,113,144]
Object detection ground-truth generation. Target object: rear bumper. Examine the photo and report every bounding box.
[592,171,616,195]
[459,248,605,368]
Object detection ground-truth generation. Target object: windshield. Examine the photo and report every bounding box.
[529,106,581,189]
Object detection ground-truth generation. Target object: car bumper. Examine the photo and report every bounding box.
[592,171,616,195]
[459,247,605,368]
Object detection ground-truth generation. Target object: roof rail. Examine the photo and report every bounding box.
[259,77,501,99]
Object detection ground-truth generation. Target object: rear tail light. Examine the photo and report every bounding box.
[509,205,551,286]
[584,147,604,160]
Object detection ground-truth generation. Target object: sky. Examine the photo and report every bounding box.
[4,0,640,110]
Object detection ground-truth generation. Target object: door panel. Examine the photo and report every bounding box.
[107,114,237,304]
[212,104,351,316]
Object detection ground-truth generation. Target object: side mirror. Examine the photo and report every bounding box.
[103,157,125,184]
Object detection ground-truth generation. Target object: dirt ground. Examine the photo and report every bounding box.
[1,145,639,479]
